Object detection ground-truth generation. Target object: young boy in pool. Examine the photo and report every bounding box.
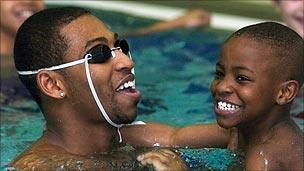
[125,22,304,170]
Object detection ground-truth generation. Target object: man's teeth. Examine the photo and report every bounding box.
[117,80,135,91]
[217,101,239,111]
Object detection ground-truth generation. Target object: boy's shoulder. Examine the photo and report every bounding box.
[246,140,303,170]
[245,122,303,170]
[245,146,275,171]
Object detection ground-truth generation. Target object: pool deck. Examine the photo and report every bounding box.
[45,0,282,31]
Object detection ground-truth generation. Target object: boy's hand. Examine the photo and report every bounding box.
[137,149,187,171]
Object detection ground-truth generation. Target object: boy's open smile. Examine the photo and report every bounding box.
[215,99,241,115]
[210,36,280,129]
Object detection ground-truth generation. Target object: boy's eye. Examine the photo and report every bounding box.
[236,75,251,82]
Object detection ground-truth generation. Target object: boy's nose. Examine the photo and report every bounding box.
[214,78,233,96]
[114,50,134,72]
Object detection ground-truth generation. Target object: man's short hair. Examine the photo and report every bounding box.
[14,7,91,107]
[227,22,303,86]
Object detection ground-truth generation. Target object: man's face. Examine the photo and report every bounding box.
[210,37,279,129]
[60,15,141,124]
[0,0,44,36]
[273,0,304,38]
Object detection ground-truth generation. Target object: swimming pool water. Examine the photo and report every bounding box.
[1,6,302,170]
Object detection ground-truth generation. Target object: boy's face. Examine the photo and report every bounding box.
[210,36,280,129]
[273,0,304,38]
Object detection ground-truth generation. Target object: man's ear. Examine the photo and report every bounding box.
[36,71,67,99]
[276,80,299,105]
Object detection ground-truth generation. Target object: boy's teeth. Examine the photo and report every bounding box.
[116,80,135,91]
[217,101,239,111]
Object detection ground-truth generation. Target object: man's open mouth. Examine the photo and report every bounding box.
[116,79,135,92]
[115,74,141,100]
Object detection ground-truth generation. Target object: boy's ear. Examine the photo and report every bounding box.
[276,80,299,105]
[36,71,67,99]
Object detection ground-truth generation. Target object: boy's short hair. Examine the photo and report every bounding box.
[14,7,91,108]
[227,22,303,86]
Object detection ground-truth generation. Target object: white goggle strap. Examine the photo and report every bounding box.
[17,57,91,75]
[83,54,124,142]
[128,51,135,84]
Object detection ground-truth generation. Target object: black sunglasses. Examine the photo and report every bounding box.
[86,39,131,64]
[16,39,131,75]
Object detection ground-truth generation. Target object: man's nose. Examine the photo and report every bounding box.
[114,50,134,71]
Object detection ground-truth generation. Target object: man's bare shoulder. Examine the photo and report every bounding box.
[10,140,143,170]
[10,140,82,170]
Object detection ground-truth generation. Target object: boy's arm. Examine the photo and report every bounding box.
[121,122,230,148]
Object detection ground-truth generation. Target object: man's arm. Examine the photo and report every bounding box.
[121,122,230,148]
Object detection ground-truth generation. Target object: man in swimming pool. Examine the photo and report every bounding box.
[10,7,145,170]
[11,7,235,170]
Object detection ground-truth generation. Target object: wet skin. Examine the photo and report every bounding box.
[11,136,150,170]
